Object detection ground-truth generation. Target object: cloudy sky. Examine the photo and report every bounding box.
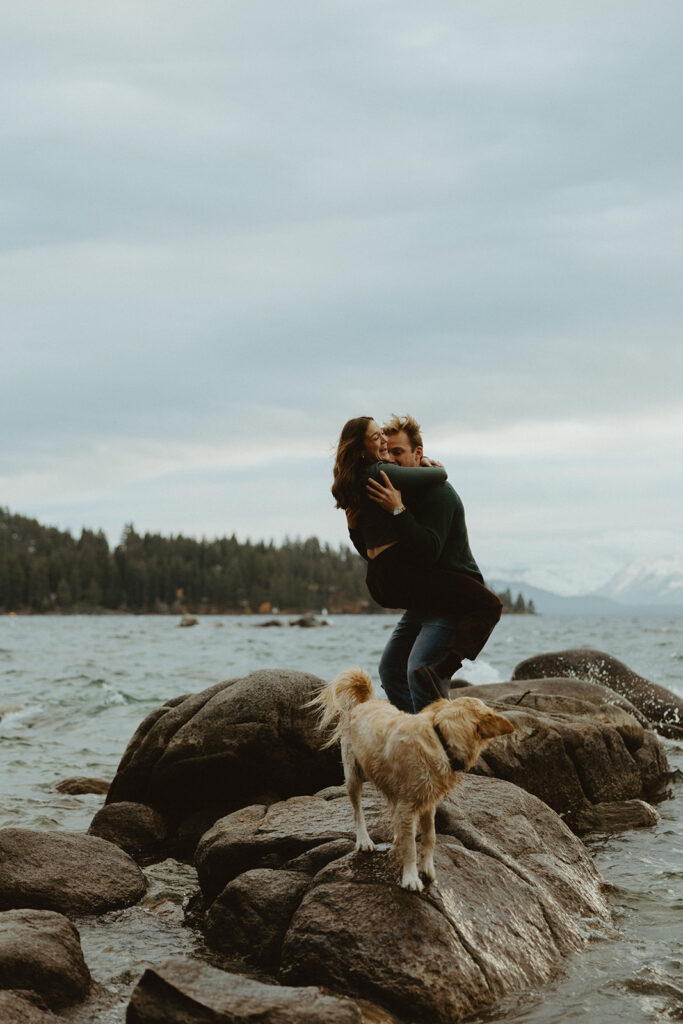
[3,1,682,594]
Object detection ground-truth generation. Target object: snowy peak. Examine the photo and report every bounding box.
[597,556,683,605]
[486,554,683,613]
[482,563,612,598]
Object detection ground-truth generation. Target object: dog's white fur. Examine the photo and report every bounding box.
[311,667,515,891]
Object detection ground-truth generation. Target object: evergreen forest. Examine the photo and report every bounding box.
[0,508,535,616]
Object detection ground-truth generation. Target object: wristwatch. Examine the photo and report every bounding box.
[392,505,406,516]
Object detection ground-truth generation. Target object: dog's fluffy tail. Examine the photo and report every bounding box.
[308,666,374,747]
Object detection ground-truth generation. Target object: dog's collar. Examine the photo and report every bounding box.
[434,723,466,772]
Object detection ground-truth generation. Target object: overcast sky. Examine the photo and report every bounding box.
[2,1,682,593]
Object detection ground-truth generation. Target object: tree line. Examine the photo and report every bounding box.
[0,508,535,615]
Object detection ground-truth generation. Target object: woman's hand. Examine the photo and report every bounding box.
[420,455,443,467]
[366,471,404,513]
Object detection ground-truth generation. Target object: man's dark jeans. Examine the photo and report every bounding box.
[378,575,503,713]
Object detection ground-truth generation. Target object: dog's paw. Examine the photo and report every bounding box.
[401,872,424,892]
[355,837,376,853]
[420,858,436,883]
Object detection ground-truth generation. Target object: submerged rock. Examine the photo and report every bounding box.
[0,830,146,915]
[0,909,91,1009]
[512,648,683,739]
[462,678,670,829]
[54,777,110,795]
[104,670,342,855]
[127,958,392,1023]
[195,779,610,1024]
[573,799,660,833]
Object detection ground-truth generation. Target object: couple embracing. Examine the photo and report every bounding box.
[332,414,502,714]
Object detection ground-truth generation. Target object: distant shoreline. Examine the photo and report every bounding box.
[1,607,536,617]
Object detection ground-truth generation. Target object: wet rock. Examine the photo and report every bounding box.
[179,616,198,627]
[0,909,91,1009]
[462,678,670,827]
[257,619,284,627]
[103,666,671,864]
[140,859,200,926]
[512,648,683,739]
[54,777,110,795]
[195,779,609,1024]
[289,615,328,627]
[0,830,146,915]
[127,958,392,1023]
[204,869,310,968]
[195,794,380,904]
[0,990,61,1023]
[104,670,342,855]
[88,801,167,862]
[624,966,683,1019]
[573,799,660,833]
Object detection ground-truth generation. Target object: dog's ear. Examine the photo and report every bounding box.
[477,710,514,740]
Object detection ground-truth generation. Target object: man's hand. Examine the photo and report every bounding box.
[367,471,404,512]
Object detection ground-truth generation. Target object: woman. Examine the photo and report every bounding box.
[331,416,449,609]
[332,415,503,702]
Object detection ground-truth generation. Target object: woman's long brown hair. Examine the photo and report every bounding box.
[331,416,372,509]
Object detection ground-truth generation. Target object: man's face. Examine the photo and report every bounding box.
[385,430,422,466]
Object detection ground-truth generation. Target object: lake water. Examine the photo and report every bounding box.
[1,613,681,1022]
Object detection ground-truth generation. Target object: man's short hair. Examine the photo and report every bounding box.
[383,413,423,450]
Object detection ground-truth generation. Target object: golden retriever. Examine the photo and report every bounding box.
[311,666,514,891]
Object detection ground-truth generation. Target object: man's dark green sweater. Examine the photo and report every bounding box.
[394,480,484,584]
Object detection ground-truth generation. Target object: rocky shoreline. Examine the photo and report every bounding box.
[0,649,679,1023]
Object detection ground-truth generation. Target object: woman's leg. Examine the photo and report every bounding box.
[365,546,413,609]
[436,573,503,662]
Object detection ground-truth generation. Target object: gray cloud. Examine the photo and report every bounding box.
[2,0,682,587]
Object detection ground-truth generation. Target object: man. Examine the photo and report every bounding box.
[365,414,502,714]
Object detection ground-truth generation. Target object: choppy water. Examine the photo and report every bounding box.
[1,613,681,1022]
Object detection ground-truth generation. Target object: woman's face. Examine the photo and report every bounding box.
[363,419,388,461]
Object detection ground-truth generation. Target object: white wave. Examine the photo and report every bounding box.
[100,685,128,706]
[0,705,44,731]
[455,658,501,686]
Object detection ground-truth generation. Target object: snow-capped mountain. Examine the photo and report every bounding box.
[485,555,683,614]
[482,563,614,598]
[597,556,683,606]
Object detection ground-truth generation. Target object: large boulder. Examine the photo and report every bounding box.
[195,779,610,1023]
[104,670,342,854]
[127,958,394,1023]
[196,794,360,905]
[0,830,146,915]
[512,648,683,739]
[0,909,90,1009]
[101,666,671,866]
[462,678,669,828]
